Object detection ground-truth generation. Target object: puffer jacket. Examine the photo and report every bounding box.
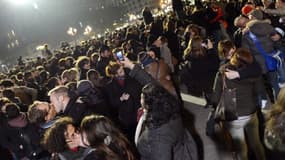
[242,20,275,73]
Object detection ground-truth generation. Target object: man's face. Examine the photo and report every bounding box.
[37,102,57,121]
[49,94,63,113]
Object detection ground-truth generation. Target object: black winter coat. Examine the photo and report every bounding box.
[104,75,142,128]
[63,98,91,126]
[211,67,261,117]
[137,116,198,160]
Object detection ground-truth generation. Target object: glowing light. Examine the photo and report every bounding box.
[83,25,92,35]
[11,30,15,36]
[67,27,77,36]
[36,45,45,51]
[33,3,38,9]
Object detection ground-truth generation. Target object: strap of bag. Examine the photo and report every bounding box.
[222,73,227,91]
[155,61,160,80]
[247,31,269,58]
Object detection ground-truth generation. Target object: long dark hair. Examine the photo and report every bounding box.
[142,82,181,128]
[81,115,135,160]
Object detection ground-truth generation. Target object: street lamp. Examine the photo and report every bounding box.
[83,25,92,35]
[67,27,77,45]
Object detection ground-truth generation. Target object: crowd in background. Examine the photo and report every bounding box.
[0,0,285,159]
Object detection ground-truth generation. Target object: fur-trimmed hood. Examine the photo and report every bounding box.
[246,19,275,36]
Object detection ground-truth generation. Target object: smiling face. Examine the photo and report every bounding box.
[65,124,76,140]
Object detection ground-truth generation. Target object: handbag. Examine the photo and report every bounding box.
[214,74,238,121]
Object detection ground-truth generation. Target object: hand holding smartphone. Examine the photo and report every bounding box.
[115,50,124,61]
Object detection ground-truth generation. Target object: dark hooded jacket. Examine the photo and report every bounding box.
[0,113,42,159]
[242,20,275,73]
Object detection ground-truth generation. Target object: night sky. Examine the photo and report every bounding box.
[0,0,122,63]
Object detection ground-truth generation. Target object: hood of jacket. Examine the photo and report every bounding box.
[8,112,28,128]
[247,19,274,36]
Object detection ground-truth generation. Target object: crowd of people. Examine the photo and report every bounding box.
[0,0,285,159]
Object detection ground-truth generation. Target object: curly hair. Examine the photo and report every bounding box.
[42,117,74,153]
[142,82,181,128]
[81,115,135,160]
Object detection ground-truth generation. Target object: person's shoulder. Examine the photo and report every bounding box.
[84,149,104,160]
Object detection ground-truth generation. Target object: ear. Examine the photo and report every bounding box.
[44,115,49,121]
[58,95,64,102]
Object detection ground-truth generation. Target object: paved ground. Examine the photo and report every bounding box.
[180,88,285,160]
[181,91,233,160]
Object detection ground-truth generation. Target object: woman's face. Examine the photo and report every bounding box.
[116,66,125,77]
[83,62,91,70]
[65,124,76,140]
[227,47,236,60]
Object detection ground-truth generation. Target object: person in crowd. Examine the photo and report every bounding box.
[61,68,79,85]
[42,44,53,59]
[77,80,110,117]
[0,103,43,160]
[183,24,206,49]
[210,48,266,160]
[87,69,105,88]
[48,85,91,126]
[163,19,181,63]
[90,53,100,69]
[264,86,285,158]
[104,61,142,141]
[27,101,58,132]
[242,9,281,98]
[135,82,198,160]
[75,56,91,80]
[262,0,285,25]
[138,51,177,96]
[42,117,88,160]
[79,115,136,160]
[96,45,113,77]
[233,15,250,48]
[142,7,154,26]
[172,0,184,20]
[0,79,37,106]
[182,36,220,97]
[153,36,175,72]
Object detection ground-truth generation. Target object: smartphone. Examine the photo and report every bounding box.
[115,50,124,61]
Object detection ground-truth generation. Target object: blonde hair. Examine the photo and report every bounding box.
[184,36,206,58]
[105,61,121,78]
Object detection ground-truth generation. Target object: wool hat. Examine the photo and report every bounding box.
[249,9,263,20]
[275,27,285,37]
[241,4,254,16]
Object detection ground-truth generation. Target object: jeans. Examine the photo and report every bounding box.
[225,113,266,160]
